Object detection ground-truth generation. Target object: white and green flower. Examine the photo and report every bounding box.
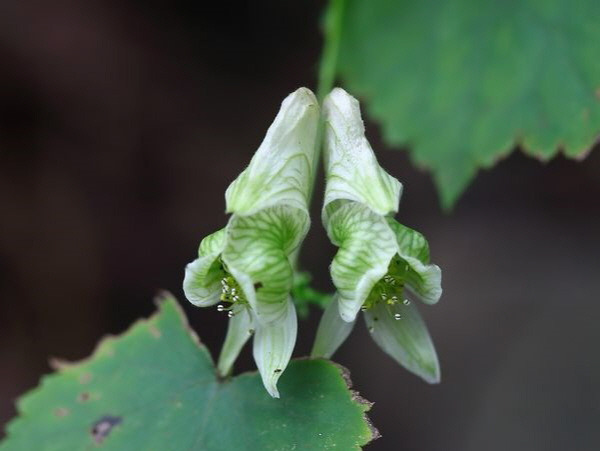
[311,88,442,383]
[183,88,319,397]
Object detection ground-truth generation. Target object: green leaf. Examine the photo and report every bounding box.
[334,0,600,208]
[1,294,377,450]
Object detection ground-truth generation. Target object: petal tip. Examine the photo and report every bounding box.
[423,365,441,384]
[266,384,281,399]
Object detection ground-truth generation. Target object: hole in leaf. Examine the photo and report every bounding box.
[91,415,122,444]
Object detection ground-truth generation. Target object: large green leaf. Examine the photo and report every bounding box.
[334,0,600,207]
[1,294,376,450]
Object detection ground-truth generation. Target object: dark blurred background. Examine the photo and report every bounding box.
[1,1,599,450]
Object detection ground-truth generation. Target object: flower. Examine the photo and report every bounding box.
[183,88,319,397]
[311,88,442,383]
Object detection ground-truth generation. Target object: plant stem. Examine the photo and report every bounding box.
[317,0,346,103]
[310,0,346,200]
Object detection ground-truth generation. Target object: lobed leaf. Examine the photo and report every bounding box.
[0,294,377,451]
[334,0,600,208]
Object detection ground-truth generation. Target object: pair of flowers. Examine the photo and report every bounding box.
[183,88,442,398]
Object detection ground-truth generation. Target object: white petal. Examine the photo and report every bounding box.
[223,207,305,324]
[225,88,319,217]
[387,219,443,304]
[217,305,255,377]
[183,228,227,307]
[311,294,356,358]
[252,298,297,398]
[322,88,402,223]
[403,258,442,305]
[327,202,398,322]
[364,301,440,383]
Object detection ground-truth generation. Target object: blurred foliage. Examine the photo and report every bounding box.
[0,295,375,450]
[292,271,333,318]
[333,0,600,208]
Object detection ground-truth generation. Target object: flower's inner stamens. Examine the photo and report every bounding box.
[218,272,249,317]
[363,256,411,320]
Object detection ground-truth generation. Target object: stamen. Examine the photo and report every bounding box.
[361,255,411,314]
[217,272,249,314]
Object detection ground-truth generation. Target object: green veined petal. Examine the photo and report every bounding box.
[217,304,255,377]
[253,298,297,398]
[225,88,319,216]
[327,202,398,322]
[386,219,430,263]
[183,228,227,307]
[364,301,440,384]
[402,258,442,305]
[311,294,356,359]
[322,88,402,223]
[223,206,308,324]
[387,219,442,305]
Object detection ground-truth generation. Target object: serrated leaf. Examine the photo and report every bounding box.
[334,0,600,207]
[0,294,376,451]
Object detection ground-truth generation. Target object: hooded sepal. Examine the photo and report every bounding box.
[322,88,402,224]
[225,87,319,217]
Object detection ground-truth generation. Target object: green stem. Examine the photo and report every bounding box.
[317,0,346,103]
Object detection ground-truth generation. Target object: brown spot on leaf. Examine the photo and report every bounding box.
[79,372,93,384]
[54,407,69,417]
[49,358,70,371]
[596,87,600,100]
[582,108,590,121]
[91,415,122,444]
[254,282,263,290]
[148,324,162,338]
[78,392,90,402]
